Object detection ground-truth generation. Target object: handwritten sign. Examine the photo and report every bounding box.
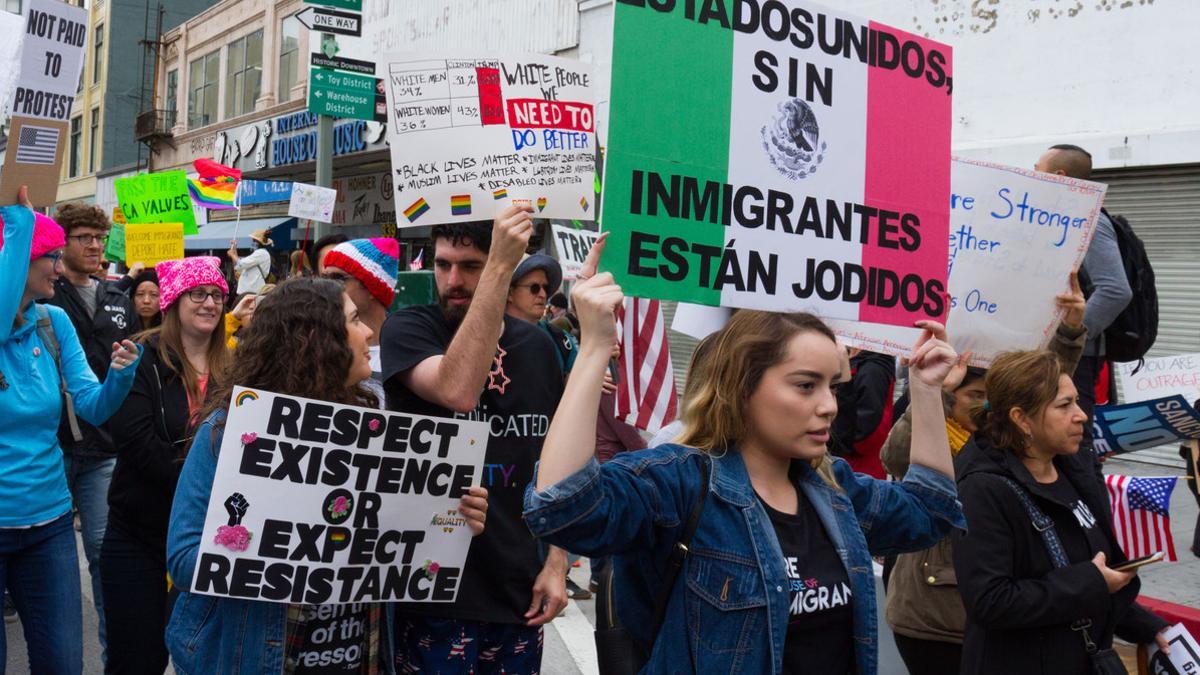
[1093,395,1200,458]
[598,1,952,327]
[104,222,125,262]
[550,225,599,281]
[827,158,1104,363]
[124,222,184,267]
[1148,623,1200,675]
[382,53,596,226]
[1118,354,1200,407]
[288,183,338,222]
[190,387,488,604]
[114,171,198,235]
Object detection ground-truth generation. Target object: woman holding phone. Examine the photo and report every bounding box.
[952,349,1170,674]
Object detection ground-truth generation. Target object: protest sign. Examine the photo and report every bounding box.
[1118,354,1200,407]
[1148,623,1200,674]
[190,387,488,604]
[0,0,87,206]
[1093,395,1200,459]
[550,224,599,281]
[104,222,126,262]
[124,223,184,267]
[829,158,1104,363]
[597,1,952,328]
[238,180,295,205]
[381,53,596,226]
[288,183,338,222]
[115,171,199,235]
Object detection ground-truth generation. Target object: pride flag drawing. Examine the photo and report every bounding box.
[492,188,508,200]
[599,0,952,329]
[450,195,472,216]
[404,198,430,222]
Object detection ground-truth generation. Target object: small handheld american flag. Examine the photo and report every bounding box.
[615,297,678,434]
[1105,474,1179,562]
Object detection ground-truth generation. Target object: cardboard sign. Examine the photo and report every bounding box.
[1093,395,1200,458]
[104,222,125,262]
[598,1,952,328]
[190,387,488,604]
[0,10,25,126]
[0,116,69,207]
[829,158,1104,363]
[1118,354,1200,407]
[114,171,199,235]
[124,222,184,267]
[382,53,596,226]
[550,224,599,281]
[288,183,338,222]
[1148,623,1200,674]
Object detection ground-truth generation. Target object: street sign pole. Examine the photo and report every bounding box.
[314,114,334,240]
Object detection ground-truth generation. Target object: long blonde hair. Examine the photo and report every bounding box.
[677,311,841,488]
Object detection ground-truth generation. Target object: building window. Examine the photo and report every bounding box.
[92,24,103,85]
[2,0,20,12]
[165,69,178,128]
[69,116,82,178]
[278,15,300,103]
[225,30,263,119]
[88,107,99,173]
[187,51,219,129]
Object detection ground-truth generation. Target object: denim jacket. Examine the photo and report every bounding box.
[165,411,395,674]
[524,445,965,674]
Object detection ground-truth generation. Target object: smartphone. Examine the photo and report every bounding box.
[1112,551,1165,572]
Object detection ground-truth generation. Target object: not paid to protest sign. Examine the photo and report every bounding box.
[190,388,488,605]
[598,0,952,328]
[0,0,88,206]
[382,52,596,226]
[829,158,1105,363]
[1093,395,1200,458]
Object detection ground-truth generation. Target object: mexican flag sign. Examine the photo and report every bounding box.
[599,0,953,330]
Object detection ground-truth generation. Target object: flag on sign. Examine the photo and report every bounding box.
[15,125,59,165]
[1105,475,1179,562]
[409,249,424,271]
[616,297,678,434]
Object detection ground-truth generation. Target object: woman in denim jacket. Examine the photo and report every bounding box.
[165,279,488,674]
[525,270,965,675]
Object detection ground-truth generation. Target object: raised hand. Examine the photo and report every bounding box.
[224,492,250,526]
[577,231,609,281]
[109,340,140,371]
[571,272,624,351]
[457,486,488,536]
[490,203,535,271]
[1055,271,1086,330]
[908,320,958,390]
[941,351,974,392]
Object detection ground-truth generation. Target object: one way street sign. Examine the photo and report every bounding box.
[296,6,361,37]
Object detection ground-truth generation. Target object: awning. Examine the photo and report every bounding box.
[184,217,297,250]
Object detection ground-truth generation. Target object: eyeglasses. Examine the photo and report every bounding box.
[513,283,551,296]
[41,251,64,264]
[66,234,108,246]
[185,289,227,304]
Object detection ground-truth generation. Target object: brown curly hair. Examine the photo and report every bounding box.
[970,350,1065,454]
[197,278,377,451]
[53,202,110,235]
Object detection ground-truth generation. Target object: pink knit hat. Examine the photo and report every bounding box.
[0,208,66,261]
[156,256,228,311]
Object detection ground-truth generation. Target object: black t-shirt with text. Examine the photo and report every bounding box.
[758,485,855,675]
[293,603,373,674]
[381,304,564,624]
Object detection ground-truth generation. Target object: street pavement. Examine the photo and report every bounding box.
[6,454,1193,673]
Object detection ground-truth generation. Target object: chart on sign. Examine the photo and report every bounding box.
[381,52,597,227]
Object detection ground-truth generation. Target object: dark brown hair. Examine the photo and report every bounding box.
[971,350,1065,453]
[199,278,377,446]
[135,297,231,414]
[53,202,110,235]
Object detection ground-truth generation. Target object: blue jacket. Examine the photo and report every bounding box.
[0,205,139,527]
[524,446,965,674]
[166,410,395,675]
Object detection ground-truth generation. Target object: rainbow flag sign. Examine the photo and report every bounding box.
[598,0,952,330]
[188,177,239,210]
[450,195,471,216]
[403,198,430,222]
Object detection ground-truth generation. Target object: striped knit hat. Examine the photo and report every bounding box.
[323,238,399,308]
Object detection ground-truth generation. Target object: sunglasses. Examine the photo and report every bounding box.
[513,282,551,296]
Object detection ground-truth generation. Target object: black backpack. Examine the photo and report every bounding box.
[1082,209,1158,365]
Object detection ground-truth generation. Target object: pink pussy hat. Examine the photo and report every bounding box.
[156,256,228,312]
[0,207,66,261]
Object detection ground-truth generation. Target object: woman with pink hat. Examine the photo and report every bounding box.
[101,255,230,673]
[0,188,140,673]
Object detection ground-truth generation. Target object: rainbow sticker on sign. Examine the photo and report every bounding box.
[234,390,259,406]
[536,197,547,212]
[492,188,508,200]
[579,196,589,211]
[450,195,471,216]
[403,198,430,222]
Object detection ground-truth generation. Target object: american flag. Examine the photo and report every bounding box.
[409,249,424,271]
[616,297,678,434]
[15,125,59,165]
[1105,475,1179,562]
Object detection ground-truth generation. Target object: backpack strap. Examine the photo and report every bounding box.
[35,305,83,443]
[651,455,710,632]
